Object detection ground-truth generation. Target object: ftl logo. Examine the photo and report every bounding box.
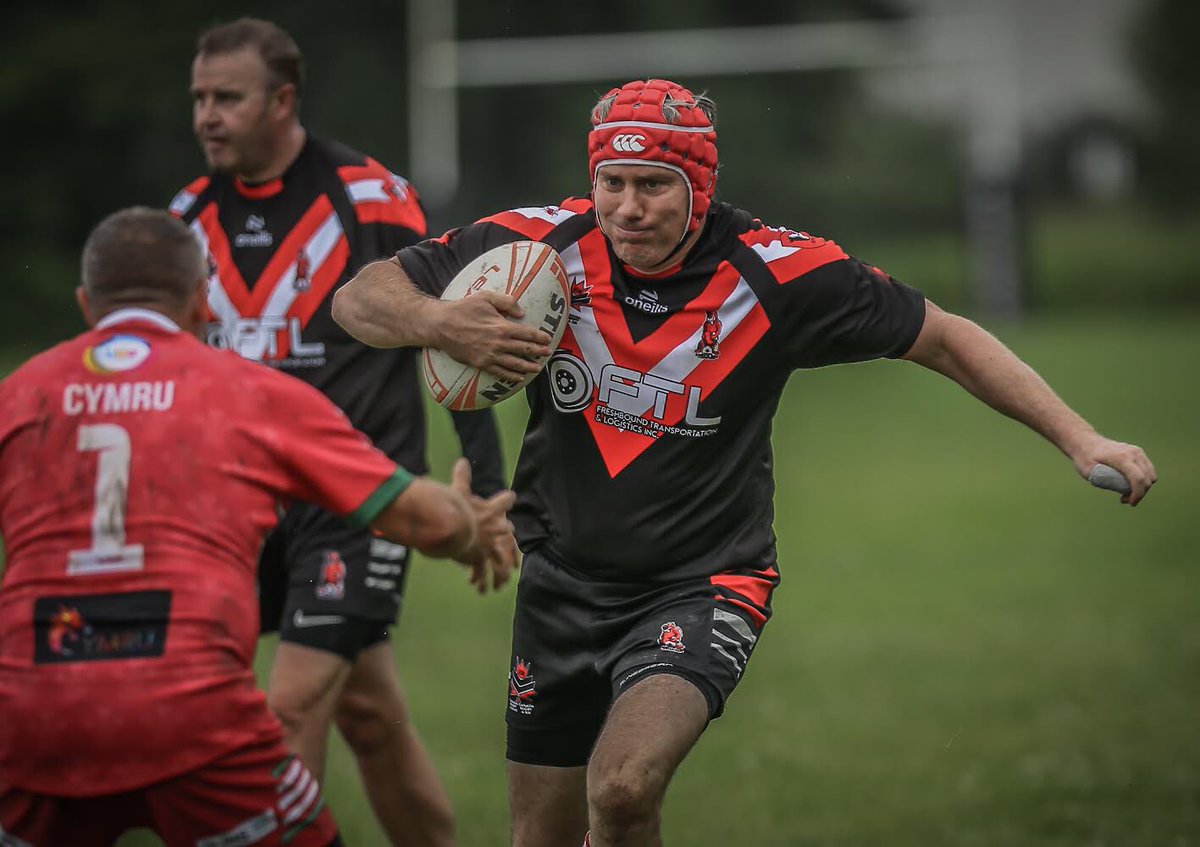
[194,197,344,365]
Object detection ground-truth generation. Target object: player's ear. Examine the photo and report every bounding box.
[184,277,208,338]
[273,82,298,120]
[75,286,97,328]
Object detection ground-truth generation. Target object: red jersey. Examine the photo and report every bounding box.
[0,309,410,796]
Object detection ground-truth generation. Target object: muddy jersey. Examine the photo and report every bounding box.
[171,135,502,490]
[399,199,926,583]
[0,309,410,796]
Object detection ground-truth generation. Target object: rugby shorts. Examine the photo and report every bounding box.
[258,501,412,660]
[0,735,339,847]
[505,548,778,767]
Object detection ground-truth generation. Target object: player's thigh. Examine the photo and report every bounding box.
[0,786,139,847]
[334,636,410,733]
[144,737,338,847]
[505,550,611,770]
[608,565,778,724]
[267,640,353,722]
[507,761,588,847]
[587,673,709,804]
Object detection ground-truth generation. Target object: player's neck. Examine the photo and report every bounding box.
[237,124,307,185]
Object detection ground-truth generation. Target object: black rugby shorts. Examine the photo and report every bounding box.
[258,501,411,660]
[505,548,778,768]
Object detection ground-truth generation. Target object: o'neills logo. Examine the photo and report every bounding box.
[624,288,668,315]
[235,214,273,248]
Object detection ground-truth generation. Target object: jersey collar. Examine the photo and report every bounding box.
[95,308,181,334]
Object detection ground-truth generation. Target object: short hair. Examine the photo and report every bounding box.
[196,17,305,97]
[81,207,206,311]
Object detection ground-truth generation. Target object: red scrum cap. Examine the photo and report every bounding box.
[588,79,718,233]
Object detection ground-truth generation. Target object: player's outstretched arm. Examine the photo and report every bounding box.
[369,475,478,557]
[333,257,552,382]
[367,459,519,591]
[901,301,1157,505]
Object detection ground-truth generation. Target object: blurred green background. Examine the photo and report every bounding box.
[3,0,1198,844]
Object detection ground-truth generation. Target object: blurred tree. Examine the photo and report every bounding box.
[1130,0,1200,206]
[3,0,953,350]
[0,1,412,347]
[441,0,914,238]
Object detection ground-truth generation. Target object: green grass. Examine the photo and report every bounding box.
[329,312,1198,846]
[5,313,1196,846]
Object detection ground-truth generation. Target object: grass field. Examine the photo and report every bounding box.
[5,312,1195,846]
[297,313,1200,846]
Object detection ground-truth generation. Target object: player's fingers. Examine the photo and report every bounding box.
[492,352,546,375]
[480,359,536,383]
[450,457,472,493]
[481,318,551,352]
[473,290,525,319]
[491,558,509,591]
[469,560,488,594]
[488,490,517,512]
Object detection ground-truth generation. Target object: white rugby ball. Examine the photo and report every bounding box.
[422,241,570,410]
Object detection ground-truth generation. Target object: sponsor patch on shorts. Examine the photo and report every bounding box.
[314,550,347,601]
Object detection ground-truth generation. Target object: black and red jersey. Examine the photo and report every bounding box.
[399,199,926,583]
[171,135,503,491]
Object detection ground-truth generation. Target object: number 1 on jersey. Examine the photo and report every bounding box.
[68,423,145,575]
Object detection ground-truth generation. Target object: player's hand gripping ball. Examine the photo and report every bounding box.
[422,241,570,410]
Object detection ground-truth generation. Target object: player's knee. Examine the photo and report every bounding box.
[587,765,661,828]
[334,686,407,754]
[267,685,325,738]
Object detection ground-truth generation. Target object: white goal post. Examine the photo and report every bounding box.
[406,2,1024,317]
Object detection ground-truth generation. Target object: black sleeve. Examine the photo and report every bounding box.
[772,257,926,369]
[397,222,524,297]
[447,409,507,497]
[399,219,520,495]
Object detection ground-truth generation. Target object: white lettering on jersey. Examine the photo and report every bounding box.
[197,210,342,362]
[63,381,176,416]
[565,267,760,424]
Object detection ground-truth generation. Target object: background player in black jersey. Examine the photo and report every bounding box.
[331,80,1157,847]
[170,18,508,847]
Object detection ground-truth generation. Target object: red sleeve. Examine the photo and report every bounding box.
[338,158,426,236]
[249,370,412,526]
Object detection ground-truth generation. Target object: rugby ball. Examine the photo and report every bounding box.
[422,241,570,410]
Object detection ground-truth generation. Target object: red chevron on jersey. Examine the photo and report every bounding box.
[338,158,427,232]
[558,233,771,477]
[479,205,583,241]
[190,195,349,361]
[738,226,848,284]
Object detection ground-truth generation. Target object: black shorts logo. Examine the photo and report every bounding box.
[508,657,537,716]
[658,621,687,654]
[315,550,347,600]
[34,590,171,664]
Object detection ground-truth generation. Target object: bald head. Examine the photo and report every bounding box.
[80,207,206,318]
